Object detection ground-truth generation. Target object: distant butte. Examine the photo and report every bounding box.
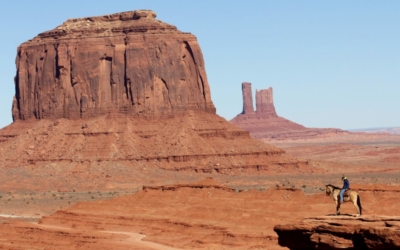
[231,82,305,135]
[230,82,346,140]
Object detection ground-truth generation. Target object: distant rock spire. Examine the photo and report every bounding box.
[256,87,277,117]
[241,82,255,114]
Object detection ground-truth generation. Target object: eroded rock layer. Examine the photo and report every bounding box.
[0,111,311,191]
[13,10,215,120]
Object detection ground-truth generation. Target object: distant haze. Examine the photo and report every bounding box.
[349,127,400,135]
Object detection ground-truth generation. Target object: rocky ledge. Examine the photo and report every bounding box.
[274,215,400,250]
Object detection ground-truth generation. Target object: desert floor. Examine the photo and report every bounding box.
[0,133,399,249]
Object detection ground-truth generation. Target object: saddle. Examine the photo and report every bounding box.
[343,189,351,196]
[337,189,351,200]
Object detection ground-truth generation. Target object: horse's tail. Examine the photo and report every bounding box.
[357,194,362,215]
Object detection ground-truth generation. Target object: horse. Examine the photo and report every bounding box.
[325,184,362,217]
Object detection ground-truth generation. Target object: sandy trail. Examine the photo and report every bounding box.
[102,231,182,250]
[0,214,40,219]
[35,223,182,250]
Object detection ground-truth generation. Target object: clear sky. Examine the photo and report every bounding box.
[0,1,399,130]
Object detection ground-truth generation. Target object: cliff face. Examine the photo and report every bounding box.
[12,10,215,121]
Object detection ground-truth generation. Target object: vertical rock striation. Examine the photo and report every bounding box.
[12,10,215,121]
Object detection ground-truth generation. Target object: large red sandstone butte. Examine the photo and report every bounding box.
[0,10,309,191]
[230,82,345,140]
[12,10,215,120]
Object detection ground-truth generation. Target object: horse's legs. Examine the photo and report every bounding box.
[352,196,361,217]
[335,200,341,215]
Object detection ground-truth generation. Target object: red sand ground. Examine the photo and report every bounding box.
[1,179,400,249]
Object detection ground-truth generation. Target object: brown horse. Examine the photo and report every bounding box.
[325,184,362,217]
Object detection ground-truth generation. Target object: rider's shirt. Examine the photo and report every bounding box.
[342,179,350,190]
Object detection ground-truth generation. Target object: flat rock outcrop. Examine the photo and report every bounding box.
[274,216,400,250]
[13,10,215,120]
[230,82,346,140]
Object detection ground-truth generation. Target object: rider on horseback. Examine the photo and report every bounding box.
[339,175,350,204]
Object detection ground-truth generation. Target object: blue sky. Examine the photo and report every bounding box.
[0,1,399,130]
